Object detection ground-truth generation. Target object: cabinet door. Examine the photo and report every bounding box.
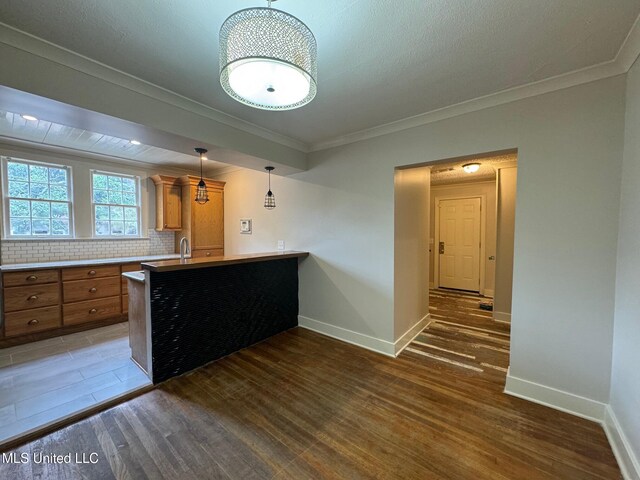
[163,185,182,230]
[192,188,224,250]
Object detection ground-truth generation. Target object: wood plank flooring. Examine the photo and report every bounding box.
[0,291,621,479]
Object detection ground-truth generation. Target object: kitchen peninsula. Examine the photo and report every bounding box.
[126,251,308,383]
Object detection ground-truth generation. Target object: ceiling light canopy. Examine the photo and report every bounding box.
[219,0,317,111]
[463,163,481,173]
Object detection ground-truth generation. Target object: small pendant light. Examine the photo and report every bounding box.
[194,148,209,204]
[264,166,276,209]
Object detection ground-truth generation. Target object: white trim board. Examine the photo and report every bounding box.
[394,314,432,356]
[504,368,606,423]
[603,406,640,480]
[298,315,396,357]
[298,314,432,358]
[493,311,511,322]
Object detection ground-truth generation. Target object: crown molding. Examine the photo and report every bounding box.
[0,22,310,154]
[310,12,640,152]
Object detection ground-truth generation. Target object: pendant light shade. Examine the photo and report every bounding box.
[219,1,317,111]
[194,148,209,205]
[264,166,276,209]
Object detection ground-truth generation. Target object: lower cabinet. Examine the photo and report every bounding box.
[1,262,142,343]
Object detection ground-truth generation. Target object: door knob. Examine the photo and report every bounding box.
[439,242,445,254]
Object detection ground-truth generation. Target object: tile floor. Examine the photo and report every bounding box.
[0,322,151,447]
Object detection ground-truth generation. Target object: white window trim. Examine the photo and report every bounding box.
[1,156,75,239]
[90,169,142,238]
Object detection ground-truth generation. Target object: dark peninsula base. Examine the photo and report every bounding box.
[149,257,301,383]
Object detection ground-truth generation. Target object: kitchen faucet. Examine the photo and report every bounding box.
[179,237,190,262]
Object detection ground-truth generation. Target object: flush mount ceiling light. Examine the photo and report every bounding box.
[463,163,481,173]
[194,148,210,205]
[264,166,276,209]
[130,139,141,145]
[219,0,317,111]
[21,114,38,122]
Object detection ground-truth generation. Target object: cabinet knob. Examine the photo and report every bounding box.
[27,319,39,326]
[89,287,97,293]
[206,252,211,257]
[27,295,38,301]
[88,270,96,276]
[89,308,97,314]
[26,275,38,281]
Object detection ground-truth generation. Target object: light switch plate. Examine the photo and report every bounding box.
[277,240,285,251]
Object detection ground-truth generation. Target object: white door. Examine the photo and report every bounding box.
[438,197,481,291]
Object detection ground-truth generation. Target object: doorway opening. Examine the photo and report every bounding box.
[394,150,517,376]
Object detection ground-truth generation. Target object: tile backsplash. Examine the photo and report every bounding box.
[0,230,175,264]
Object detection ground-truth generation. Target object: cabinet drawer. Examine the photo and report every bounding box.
[122,294,129,314]
[63,277,121,303]
[63,296,122,326]
[3,283,61,313]
[4,305,61,337]
[191,249,224,258]
[62,265,120,281]
[3,269,59,287]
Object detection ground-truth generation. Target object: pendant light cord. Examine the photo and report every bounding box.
[200,153,204,180]
[268,168,271,191]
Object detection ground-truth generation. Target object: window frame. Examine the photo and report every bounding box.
[1,156,75,239]
[90,169,142,238]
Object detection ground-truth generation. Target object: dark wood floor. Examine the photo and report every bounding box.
[0,290,621,479]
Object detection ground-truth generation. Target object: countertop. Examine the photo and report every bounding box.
[0,254,185,272]
[142,251,309,272]
[122,271,145,283]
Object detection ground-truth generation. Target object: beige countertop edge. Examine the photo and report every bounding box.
[122,271,145,283]
[0,254,185,272]
[142,251,310,272]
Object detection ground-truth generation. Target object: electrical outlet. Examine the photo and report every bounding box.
[277,240,285,251]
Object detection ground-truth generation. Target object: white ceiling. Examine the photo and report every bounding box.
[0,111,229,171]
[431,153,516,185]
[0,0,639,146]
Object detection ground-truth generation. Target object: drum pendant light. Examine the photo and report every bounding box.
[219,0,317,110]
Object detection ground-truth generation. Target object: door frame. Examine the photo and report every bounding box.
[433,194,487,295]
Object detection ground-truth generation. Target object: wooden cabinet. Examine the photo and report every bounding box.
[176,176,225,256]
[0,261,145,344]
[151,175,182,231]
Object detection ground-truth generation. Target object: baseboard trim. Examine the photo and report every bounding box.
[603,405,640,480]
[504,368,605,423]
[493,311,511,322]
[298,316,395,357]
[394,314,432,356]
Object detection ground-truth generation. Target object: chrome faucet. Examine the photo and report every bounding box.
[179,237,190,262]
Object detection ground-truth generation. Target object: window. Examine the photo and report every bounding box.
[91,171,140,237]
[3,158,73,237]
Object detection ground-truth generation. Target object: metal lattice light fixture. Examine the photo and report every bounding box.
[219,0,317,110]
[194,148,209,205]
[264,166,276,209]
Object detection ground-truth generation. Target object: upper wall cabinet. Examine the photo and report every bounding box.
[176,176,225,257]
[151,175,182,231]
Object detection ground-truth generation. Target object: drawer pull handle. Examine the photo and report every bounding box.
[27,295,38,301]
[89,287,97,293]
[89,308,97,314]
[88,270,97,276]
[26,275,38,281]
[28,319,39,326]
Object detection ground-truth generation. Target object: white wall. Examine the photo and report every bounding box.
[220,75,626,407]
[430,181,497,295]
[394,167,430,340]
[494,167,517,317]
[609,57,640,475]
